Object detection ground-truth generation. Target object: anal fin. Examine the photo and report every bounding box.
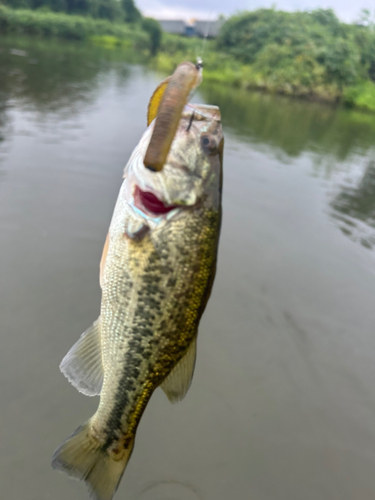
[161,338,197,403]
[60,319,103,396]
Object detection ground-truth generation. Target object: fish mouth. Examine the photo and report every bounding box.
[134,186,180,217]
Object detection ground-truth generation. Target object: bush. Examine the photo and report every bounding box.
[2,0,142,21]
[217,8,375,90]
[0,5,148,46]
[344,80,375,111]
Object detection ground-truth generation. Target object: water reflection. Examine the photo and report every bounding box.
[0,36,138,134]
[331,160,375,248]
[2,40,91,112]
[200,81,375,249]
[0,36,144,178]
[201,83,375,162]
[0,96,8,143]
[0,91,11,179]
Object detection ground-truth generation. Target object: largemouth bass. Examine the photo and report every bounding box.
[52,62,224,500]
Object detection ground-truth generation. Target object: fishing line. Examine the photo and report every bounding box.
[195,10,216,66]
[188,10,216,104]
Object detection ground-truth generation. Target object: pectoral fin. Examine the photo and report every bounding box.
[100,233,110,288]
[60,319,104,396]
[161,338,197,403]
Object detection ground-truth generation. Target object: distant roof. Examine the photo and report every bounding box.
[157,18,224,37]
[158,19,186,35]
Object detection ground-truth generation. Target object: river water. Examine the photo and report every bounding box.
[1,36,375,500]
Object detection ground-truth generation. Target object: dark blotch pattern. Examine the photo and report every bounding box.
[99,155,222,452]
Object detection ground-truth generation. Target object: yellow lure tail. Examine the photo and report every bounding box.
[147,77,170,126]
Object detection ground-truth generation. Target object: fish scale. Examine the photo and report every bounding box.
[52,73,223,500]
[95,205,220,449]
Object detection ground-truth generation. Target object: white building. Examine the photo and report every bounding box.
[157,19,224,38]
[158,20,186,35]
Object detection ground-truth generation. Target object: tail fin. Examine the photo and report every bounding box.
[52,422,134,500]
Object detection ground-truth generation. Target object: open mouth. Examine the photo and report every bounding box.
[134,186,179,216]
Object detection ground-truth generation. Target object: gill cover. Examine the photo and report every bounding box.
[144,61,202,172]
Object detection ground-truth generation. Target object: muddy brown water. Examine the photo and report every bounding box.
[1,36,375,500]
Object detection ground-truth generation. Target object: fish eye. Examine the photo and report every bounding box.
[201,135,218,155]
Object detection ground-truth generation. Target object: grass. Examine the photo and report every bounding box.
[343,81,375,112]
[89,34,133,49]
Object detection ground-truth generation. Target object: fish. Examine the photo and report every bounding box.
[51,61,224,500]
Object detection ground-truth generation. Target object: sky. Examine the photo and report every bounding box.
[138,0,375,23]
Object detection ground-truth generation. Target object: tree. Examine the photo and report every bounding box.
[141,17,162,55]
[216,9,371,88]
[122,0,141,23]
[96,0,123,21]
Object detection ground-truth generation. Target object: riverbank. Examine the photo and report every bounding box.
[1,5,375,112]
[0,5,149,48]
[152,41,375,113]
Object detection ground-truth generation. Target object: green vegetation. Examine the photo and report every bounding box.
[0,0,162,53]
[141,17,162,55]
[1,3,375,111]
[122,0,140,23]
[343,80,375,111]
[0,5,163,54]
[155,9,375,112]
[0,5,147,43]
[1,0,141,22]
[217,9,370,89]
